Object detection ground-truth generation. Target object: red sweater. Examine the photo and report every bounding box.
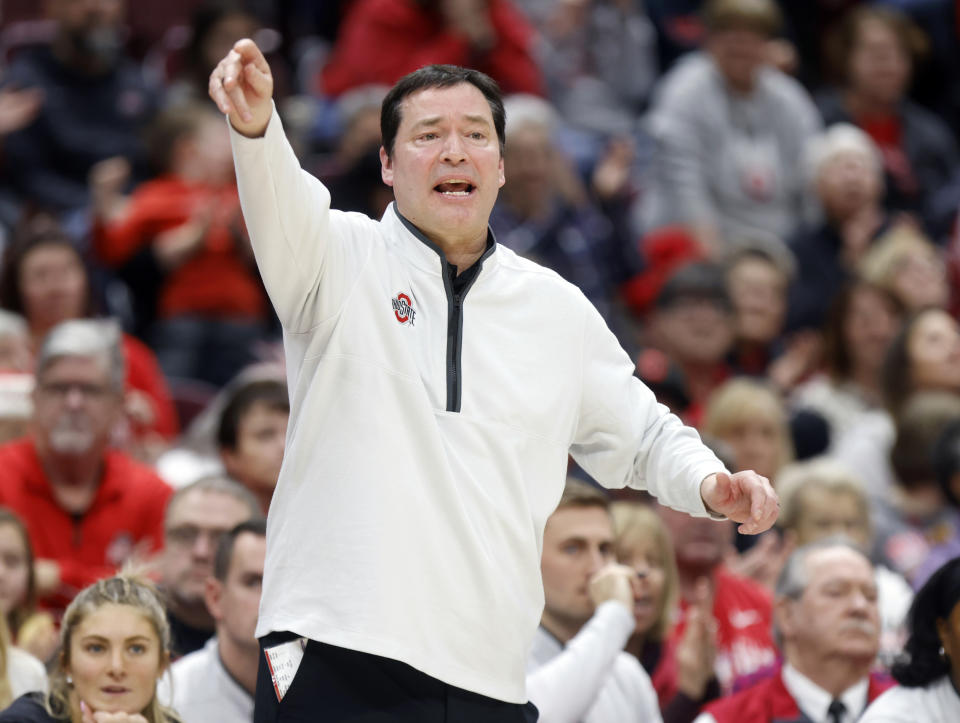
[0,438,172,609]
[93,176,266,321]
[703,666,893,722]
[320,0,543,97]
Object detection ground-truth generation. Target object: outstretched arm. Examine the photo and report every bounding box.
[209,39,273,138]
[700,471,778,535]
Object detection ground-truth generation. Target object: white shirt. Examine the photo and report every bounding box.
[694,664,868,723]
[7,647,47,699]
[230,107,724,703]
[157,637,253,723]
[526,602,662,723]
[861,676,960,722]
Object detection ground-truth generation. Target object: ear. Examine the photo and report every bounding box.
[937,617,953,659]
[498,155,505,188]
[380,146,394,187]
[220,448,240,480]
[205,577,225,623]
[774,596,796,643]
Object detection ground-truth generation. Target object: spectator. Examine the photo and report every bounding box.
[643,262,735,426]
[216,379,288,514]
[92,102,269,388]
[319,0,543,98]
[786,123,892,332]
[159,519,266,721]
[0,510,57,665]
[820,6,960,239]
[159,477,260,658]
[859,225,949,313]
[656,501,777,693]
[776,459,913,665]
[915,420,960,588]
[0,611,47,712]
[0,312,32,374]
[0,0,158,215]
[642,0,821,254]
[0,223,179,450]
[861,558,960,721]
[723,248,791,379]
[490,94,630,326]
[696,540,892,722]
[612,502,719,723]
[0,320,172,610]
[526,479,662,723]
[790,281,902,452]
[0,574,181,722]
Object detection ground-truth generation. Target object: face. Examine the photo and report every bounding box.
[0,523,30,617]
[844,286,900,376]
[541,506,615,628]
[161,490,253,606]
[777,547,880,663]
[19,244,88,333]
[657,504,730,574]
[66,603,165,716]
[792,488,871,548]
[0,333,33,372]
[727,257,787,345]
[502,123,553,212]
[221,401,288,500]
[206,532,265,652]
[192,116,235,185]
[201,12,258,73]
[908,310,960,392]
[817,150,883,221]
[33,355,121,456]
[618,536,667,636]
[652,299,734,365]
[847,18,911,106]
[707,28,768,91]
[890,247,948,311]
[718,415,783,479]
[381,84,505,250]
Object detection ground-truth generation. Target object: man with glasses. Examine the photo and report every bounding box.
[0,319,172,611]
[160,476,262,658]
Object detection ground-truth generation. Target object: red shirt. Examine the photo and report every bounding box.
[0,438,172,608]
[320,0,543,97]
[654,566,776,703]
[122,333,178,440]
[93,176,266,321]
[703,665,892,722]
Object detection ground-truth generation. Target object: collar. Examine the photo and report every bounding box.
[383,202,498,277]
[781,662,868,723]
[213,636,255,703]
[23,439,123,504]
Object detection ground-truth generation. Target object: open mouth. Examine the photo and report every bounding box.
[434,180,475,197]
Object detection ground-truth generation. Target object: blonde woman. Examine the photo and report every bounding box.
[0,574,181,722]
[612,503,718,723]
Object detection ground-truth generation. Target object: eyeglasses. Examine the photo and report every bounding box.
[37,381,112,400]
[165,525,229,549]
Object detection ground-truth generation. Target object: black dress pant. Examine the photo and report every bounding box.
[254,632,540,722]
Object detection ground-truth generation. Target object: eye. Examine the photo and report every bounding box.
[128,643,146,655]
[85,643,104,654]
[469,132,485,140]
[419,132,438,141]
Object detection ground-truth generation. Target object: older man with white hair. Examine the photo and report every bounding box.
[695,539,893,723]
[0,319,172,610]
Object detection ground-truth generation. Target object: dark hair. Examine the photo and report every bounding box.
[823,281,902,382]
[825,5,928,86]
[890,392,960,490]
[0,509,37,638]
[0,216,95,319]
[213,518,267,581]
[934,419,960,507]
[145,102,221,175]
[217,379,289,450]
[892,558,960,686]
[186,0,257,89]
[702,0,783,37]
[655,261,733,312]
[380,65,505,158]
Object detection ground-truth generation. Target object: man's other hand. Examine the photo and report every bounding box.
[700,470,779,535]
[209,38,274,138]
[588,563,640,613]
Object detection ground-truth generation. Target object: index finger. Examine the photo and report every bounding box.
[232,38,270,75]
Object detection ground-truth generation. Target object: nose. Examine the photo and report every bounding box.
[108,647,125,677]
[441,133,468,164]
[192,532,214,560]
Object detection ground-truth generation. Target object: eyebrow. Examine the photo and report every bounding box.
[411,114,492,130]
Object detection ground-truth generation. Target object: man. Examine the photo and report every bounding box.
[210,40,778,721]
[3,0,157,213]
[696,540,893,722]
[160,518,267,722]
[0,319,171,608]
[527,479,662,722]
[656,502,777,694]
[159,476,262,658]
[217,379,289,513]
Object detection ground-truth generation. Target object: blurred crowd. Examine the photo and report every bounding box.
[0,0,956,720]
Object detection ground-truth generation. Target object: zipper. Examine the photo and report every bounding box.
[446,289,462,412]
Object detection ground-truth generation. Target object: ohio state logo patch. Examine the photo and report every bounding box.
[392,292,416,325]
